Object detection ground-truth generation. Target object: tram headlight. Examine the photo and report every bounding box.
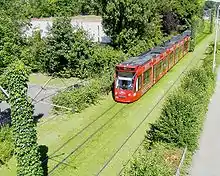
[128,93,131,96]
[133,93,136,96]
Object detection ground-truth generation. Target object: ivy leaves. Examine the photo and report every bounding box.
[6,60,43,176]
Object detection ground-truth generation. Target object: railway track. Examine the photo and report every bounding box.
[43,102,130,175]
[46,59,200,175]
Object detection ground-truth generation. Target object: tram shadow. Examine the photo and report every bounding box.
[111,82,115,101]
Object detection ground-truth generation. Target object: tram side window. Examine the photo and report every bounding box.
[143,69,150,85]
[170,52,174,65]
[163,57,168,70]
[136,75,142,92]
[138,75,142,90]
[175,48,179,60]
[184,41,189,51]
[154,60,163,79]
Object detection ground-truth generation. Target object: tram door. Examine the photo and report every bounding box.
[135,75,142,92]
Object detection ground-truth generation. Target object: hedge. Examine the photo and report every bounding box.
[52,71,114,113]
[147,56,215,152]
[121,142,182,176]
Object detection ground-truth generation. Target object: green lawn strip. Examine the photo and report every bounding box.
[46,34,214,176]
[37,97,118,154]
[41,103,126,171]
[29,73,79,87]
[196,21,211,45]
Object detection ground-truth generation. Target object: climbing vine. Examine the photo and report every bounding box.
[5,60,43,176]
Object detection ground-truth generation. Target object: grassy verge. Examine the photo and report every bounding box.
[29,73,80,87]
[196,21,211,45]
[0,31,213,176]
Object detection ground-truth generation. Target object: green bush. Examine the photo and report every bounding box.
[52,70,115,113]
[147,54,215,151]
[121,142,182,176]
[88,45,125,76]
[147,89,202,151]
[0,126,14,166]
[52,79,101,112]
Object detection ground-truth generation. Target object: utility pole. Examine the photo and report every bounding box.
[213,5,220,73]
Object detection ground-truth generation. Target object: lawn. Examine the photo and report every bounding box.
[29,73,80,88]
[0,31,214,176]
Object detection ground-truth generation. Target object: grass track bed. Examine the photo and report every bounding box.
[46,33,214,176]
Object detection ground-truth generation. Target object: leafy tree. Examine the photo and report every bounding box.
[102,0,162,52]
[44,16,93,77]
[21,30,46,72]
[6,60,43,176]
[0,11,25,74]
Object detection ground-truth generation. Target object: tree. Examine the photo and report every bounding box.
[6,60,43,176]
[101,0,162,52]
[44,16,93,78]
[21,30,46,72]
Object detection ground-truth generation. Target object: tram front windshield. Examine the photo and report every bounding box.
[116,72,134,90]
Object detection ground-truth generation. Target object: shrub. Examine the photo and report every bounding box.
[52,79,101,113]
[121,142,182,176]
[6,60,43,175]
[88,45,125,76]
[52,70,115,113]
[0,126,14,166]
[147,89,202,151]
[147,54,215,151]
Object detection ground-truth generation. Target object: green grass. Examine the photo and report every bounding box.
[43,34,213,176]
[29,73,79,87]
[196,21,211,45]
[0,32,214,176]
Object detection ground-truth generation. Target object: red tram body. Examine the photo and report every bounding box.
[114,30,191,103]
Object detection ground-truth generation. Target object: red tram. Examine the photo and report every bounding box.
[114,30,191,103]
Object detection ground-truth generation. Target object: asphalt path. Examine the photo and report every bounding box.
[0,83,60,118]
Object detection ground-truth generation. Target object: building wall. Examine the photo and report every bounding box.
[25,15,111,43]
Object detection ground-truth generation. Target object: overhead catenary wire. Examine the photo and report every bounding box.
[41,103,117,165]
[0,86,9,98]
[32,73,55,102]
[33,79,85,105]
[47,104,127,175]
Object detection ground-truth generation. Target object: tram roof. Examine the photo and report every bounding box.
[119,30,191,67]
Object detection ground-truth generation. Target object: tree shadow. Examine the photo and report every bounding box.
[39,145,49,176]
[33,113,44,124]
[0,108,11,127]
[111,82,115,101]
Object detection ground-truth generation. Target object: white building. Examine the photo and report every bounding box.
[25,15,111,43]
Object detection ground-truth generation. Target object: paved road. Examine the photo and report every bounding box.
[0,83,60,118]
[190,67,220,176]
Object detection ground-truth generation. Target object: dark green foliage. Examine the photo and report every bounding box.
[0,126,14,166]
[52,71,114,113]
[21,30,46,73]
[43,16,93,78]
[21,0,101,18]
[147,55,216,152]
[147,89,201,151]
[5,60,43,176]
[102,0,163,52]
[121,142,181,176]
